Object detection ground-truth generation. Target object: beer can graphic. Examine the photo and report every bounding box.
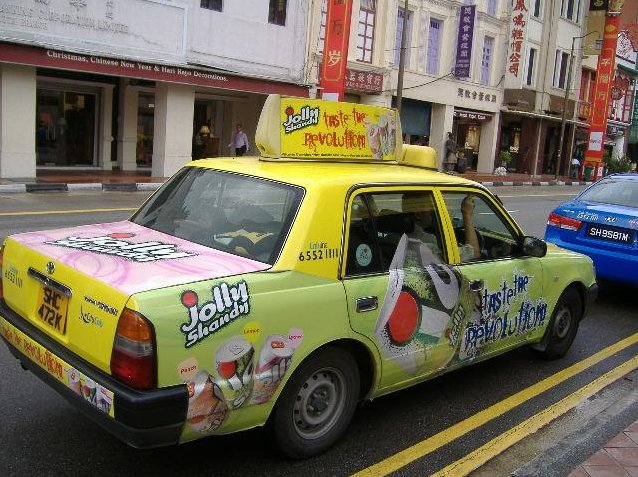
[250,334,294,404]
[186,370,228,433]
[215,337,255,409]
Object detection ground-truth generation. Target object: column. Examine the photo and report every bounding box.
[0,65,36,179]
[477,111,500,174]
[430,103,454,171]
[117,78,138,171]
[100,85,114,170]
[152,82,195,178]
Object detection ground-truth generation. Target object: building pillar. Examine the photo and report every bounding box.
[152,82,195,178]
[0,64,36,179]
[117,79,138,171]
[100,85,114,170]
[477,112,500,174]
[430,103,454,171]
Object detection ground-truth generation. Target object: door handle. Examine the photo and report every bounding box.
[468,279,484,292]
[356,296,378,313]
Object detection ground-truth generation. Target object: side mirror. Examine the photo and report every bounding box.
[522,236,547,257]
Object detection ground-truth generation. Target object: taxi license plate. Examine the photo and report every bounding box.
[36,286,69,334]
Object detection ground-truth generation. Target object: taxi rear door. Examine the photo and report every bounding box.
[341,187,476,394]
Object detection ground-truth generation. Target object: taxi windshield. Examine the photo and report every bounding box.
[578,178,638,208]
[131,167,303,264]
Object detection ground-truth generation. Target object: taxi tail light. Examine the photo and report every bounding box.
[547,212,582,231]
[110,308,156,390]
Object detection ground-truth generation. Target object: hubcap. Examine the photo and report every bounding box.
[554,305,572,339]
[292,367,347,439]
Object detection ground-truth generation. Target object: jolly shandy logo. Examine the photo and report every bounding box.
[45,233,195,262]
[180,281,250,348]
[282,104,320,134]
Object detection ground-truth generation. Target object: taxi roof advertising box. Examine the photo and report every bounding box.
[256,95,403,161]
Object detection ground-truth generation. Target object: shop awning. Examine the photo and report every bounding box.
[501,108,589,127]
[618,63,638,76]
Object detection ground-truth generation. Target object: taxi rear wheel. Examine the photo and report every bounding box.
[535,288,582,360]
[272,346,360,459]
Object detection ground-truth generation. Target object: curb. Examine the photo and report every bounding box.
[0,180,588,194]
[0,182,163,194]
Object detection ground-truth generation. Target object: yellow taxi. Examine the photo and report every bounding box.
[0,95,597,458]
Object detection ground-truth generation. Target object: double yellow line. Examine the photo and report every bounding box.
[353,332,638,477]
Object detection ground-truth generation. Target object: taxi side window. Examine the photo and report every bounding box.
[345,191,446,276]
[440,191,520,263]
[373,191,445,267]
[345,195,383,275]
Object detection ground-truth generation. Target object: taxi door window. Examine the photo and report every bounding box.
[345,190,446,276]
[441,191,520,263]
[345,195,383,275]
[373,191,446,268]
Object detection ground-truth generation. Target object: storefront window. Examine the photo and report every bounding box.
[137,94,155,167]
[36,88,97,166]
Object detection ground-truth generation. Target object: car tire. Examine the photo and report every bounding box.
[535,287,582,360]
[271,346,360,459]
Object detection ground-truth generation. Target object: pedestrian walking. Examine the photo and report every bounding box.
[570,155,581,179]
[228,124,250,156]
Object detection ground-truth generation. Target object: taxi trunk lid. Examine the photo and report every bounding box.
[2,221,269,373]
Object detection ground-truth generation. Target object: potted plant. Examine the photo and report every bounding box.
[499,150,513,168]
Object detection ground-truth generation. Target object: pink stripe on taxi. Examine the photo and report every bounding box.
[11,221,269,295]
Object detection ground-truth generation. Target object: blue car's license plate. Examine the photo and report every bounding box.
[586,224,635,244]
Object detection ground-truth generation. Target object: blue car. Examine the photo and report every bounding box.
[545,173,638,286]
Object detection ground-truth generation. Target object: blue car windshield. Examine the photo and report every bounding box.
[131,167,304,264]
[579,178,638,208]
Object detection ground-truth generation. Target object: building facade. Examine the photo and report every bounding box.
[307,0,511,173]
[0,0,309,179]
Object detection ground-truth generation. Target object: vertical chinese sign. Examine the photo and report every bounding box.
[320,0,353,101]
[504,0,529,89]
[454,5,476,78]
[584,13,622,178]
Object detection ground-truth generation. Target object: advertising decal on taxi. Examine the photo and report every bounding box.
[177,328,304,434]
[180,281,251,348]
[279,98,398,160]
[0,319,114,417]
[371,235,549,375]
[45,233,195,262]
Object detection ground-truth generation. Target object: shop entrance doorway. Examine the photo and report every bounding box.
[36,88,98,166]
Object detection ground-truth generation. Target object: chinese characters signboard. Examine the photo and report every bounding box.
[454,5,475,78]
[585,14,621,172]
[344,69,384,94]
[505,0,529,89]
[320,0,353,101]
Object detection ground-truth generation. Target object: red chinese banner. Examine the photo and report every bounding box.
[585,14,621,179]
[319,0,353,101]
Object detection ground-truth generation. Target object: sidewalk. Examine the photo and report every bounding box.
[568,420,638,477]
[0,168,592,193]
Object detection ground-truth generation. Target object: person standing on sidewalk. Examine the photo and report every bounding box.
[228,124,250,156]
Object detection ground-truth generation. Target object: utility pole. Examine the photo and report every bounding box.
[555,35,577,180]
[555,31,599,180]
[395,0,409,115]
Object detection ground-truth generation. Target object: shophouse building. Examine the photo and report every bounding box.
[307,0,507,173]
[499,0,589,177]
[0,0,309,179]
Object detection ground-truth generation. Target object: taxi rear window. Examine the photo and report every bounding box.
[131,167,303,264]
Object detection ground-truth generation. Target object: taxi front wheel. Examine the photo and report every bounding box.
[534,287,582,360]
[271,346,360,459]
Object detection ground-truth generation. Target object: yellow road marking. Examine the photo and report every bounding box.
[433,355,638,477]
[351,332,638,477]
[0,208,137,217]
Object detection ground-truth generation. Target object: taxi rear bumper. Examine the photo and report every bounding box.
[0,301,188,449]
